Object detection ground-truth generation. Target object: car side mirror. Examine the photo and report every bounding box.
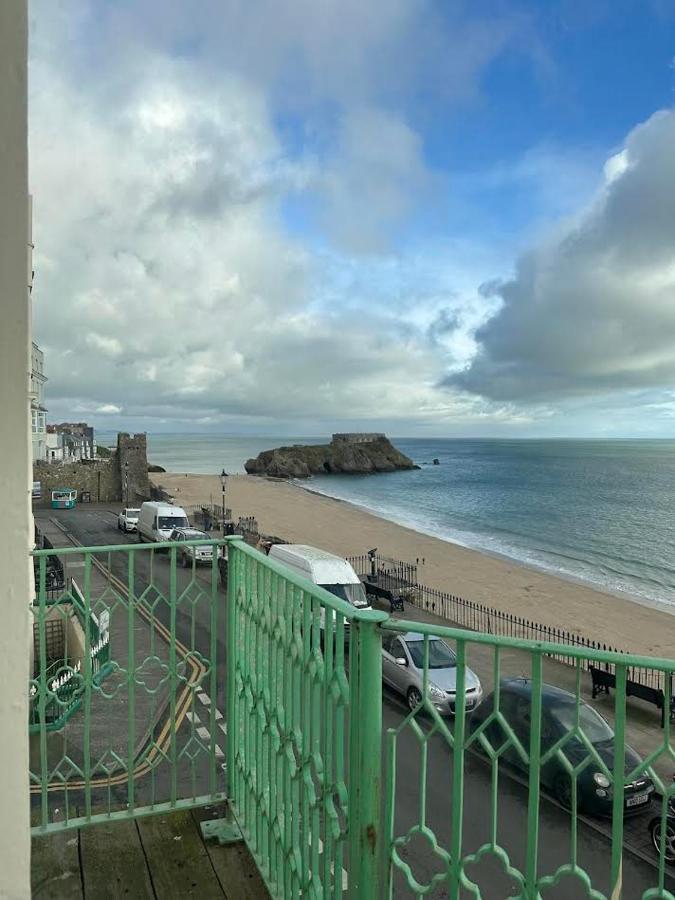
[395,657,407,667]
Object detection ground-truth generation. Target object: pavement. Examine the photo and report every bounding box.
[33,504,673,896]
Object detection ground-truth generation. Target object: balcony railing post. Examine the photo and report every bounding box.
[201,536,245,846]
[610,664,627,897]
[348,614,387,899]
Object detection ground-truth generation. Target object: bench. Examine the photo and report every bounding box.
[589,665,675,728]
[364,580,405,613]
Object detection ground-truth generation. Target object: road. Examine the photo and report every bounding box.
[39,506,670,897]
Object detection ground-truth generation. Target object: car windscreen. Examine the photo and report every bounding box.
[322,582,370,608]
[551,702,614,744]
[406,639,457,669]
[126,509,140,517]
[158,516,189,529]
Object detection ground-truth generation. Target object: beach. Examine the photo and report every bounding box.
[151,471,675,659]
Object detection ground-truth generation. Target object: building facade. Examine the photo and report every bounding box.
[46,422,96,463]
[0,1,32,893]
[30,341,47,462]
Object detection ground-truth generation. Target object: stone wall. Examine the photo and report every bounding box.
[32,431,152,504]
[33,459,121,503]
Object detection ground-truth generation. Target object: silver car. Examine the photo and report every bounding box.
[382,631,483,715]
[169,528,221,566]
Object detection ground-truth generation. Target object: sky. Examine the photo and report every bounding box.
[30,0,675,437]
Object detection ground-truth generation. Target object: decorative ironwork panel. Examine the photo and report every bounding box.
[226,539,388,900]
[382,620,675,899]
[30,538,228,833]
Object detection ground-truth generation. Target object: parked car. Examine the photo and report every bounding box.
[137,502,189,544]
[382,631,483,715]
[169,527,222,567]
[649,775,675,864]
[267,544,371,642]
[470,677,654,817]
[118,507,141,532]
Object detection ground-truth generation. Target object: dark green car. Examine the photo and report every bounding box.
[470,677,654,817]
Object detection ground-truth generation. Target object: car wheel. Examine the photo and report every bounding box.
[181,553,188,568]
[553,774,573,810]
[651,818,675,864]
[407,687,423,712]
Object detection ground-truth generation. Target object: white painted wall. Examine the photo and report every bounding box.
[0,2,31,897]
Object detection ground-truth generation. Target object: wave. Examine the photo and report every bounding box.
[301,478,675,614]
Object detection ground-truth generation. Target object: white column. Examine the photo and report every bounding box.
[0,2,31,898]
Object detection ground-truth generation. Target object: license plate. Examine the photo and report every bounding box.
[626,791,650,807]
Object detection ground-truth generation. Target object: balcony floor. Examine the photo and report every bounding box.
[31,804,269,899]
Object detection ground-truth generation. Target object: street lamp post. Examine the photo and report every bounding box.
[124,461,129,508]
[220,468,227,535]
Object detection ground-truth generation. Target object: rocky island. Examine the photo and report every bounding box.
[245,433,418,479]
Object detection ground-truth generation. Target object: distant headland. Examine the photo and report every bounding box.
[244,433,418,479]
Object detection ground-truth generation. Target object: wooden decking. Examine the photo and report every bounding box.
[32,805,269,899]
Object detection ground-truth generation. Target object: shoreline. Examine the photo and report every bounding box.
[150,471,675,659]
[298,480,675,618]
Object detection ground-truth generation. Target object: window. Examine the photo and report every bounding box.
[322,582,369,607]
[382,633,396,654]
[390,638,407,661]
[406,639,457,670]
[158,516,189,529]
[552,702,613,745]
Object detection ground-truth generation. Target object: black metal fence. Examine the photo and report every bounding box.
[348,552,667,693]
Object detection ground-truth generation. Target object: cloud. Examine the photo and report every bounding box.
[452,108,675,401]
[316,107,430,253]
[30,1,532,432]
[85,333,123,358]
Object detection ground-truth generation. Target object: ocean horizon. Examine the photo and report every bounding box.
[99,432,675,612]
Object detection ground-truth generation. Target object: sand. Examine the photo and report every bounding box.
[150,471,675,659]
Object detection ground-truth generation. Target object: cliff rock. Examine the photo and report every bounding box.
[245,436,417,478]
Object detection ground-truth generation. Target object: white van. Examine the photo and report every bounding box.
[137,502,190,544]
[267,544,371,628]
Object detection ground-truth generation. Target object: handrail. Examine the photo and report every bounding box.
[382,617,675,672]
[231,537,391,623]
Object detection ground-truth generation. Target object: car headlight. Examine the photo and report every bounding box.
[428,684,445,700]
[593,772,610,788]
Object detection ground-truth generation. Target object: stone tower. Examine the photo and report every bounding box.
[117,433,150,505]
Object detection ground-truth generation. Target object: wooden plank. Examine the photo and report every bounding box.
[137,810,225,899]
[80,819,154,899]
[32,831,83,900]
[193,806,269,900]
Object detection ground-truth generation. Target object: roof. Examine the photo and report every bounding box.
[141,501,185,510]
[500,676,576,704]
[384,631,447,644]
[270,544,359,585]
[277,544,346,563]
[172,528,207,537]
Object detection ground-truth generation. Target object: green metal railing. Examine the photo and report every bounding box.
[381,620,675,899]
[226,538,388,899]
[30,538,228,832]
[30,576,112,733]
[30,538,675,898]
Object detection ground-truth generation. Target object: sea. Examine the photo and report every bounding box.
[99,433,675,612]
